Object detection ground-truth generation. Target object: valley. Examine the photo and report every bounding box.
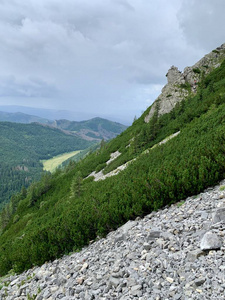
[0,117,126,208]
[0,122,96,209]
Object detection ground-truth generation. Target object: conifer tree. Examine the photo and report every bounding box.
[70,171,83,198]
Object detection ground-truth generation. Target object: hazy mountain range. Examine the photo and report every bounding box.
[0,105,129,125]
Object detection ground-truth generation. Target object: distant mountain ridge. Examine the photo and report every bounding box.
[0,106,93,122]
[52,117,128,141]
[0,105,129,124]
[0,111,51,124]
[0,111,127,141]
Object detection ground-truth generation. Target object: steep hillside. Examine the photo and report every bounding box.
[0,46,224,277]
[0,179,224,299]
[0,122,96,208]
[53,117,128,141]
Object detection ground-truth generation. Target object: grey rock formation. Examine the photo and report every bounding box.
[145,43,225,123]
[166,66,184,84]
[1,179,225,299]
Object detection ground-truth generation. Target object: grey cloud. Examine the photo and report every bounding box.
[0,0,223,124]
[178,0,225,51]
[0,76,58,98]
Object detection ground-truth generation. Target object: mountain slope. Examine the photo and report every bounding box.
[0,46,224,276]
[0,179,224,299]
[53,117,128,141]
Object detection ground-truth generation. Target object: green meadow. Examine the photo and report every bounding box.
[41,150,81,172]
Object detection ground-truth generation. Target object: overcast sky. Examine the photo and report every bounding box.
[0,0,224,124]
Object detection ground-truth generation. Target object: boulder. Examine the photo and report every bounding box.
[212,208,225,224]
[200,231,222,250]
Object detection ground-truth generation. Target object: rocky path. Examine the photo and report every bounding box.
[1,180,225,299]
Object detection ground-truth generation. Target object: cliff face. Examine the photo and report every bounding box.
[145,43,225,123]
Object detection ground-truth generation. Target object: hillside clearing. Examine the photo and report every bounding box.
[41,150,81,172]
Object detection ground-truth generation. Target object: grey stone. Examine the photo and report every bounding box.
[147,231,161,240]
[200,231,222,250]
[10,277,20,286]
[80,262,89,272]
[109,276,120,287]
[173,293,182,300]
[143,242,152,250]
[194,277,206,287]
[115,233,125,243]
[131,284,142,292]
[42,288,51,298]
[57,276,67,286]
[187,249,206,262]
[121,220,137,234]
[36,293,44,300]
[212,208,225,223]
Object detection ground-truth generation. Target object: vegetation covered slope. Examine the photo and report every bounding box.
[0,58,224,276]
[0,122,96,208]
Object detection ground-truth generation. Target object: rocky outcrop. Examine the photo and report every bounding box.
[14,165,29,172]
[166,66,184,84]
[145,43,225,123]
[1,179,225,299]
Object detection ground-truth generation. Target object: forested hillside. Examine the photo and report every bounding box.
[0,56,224,276]
[0,122,96,208]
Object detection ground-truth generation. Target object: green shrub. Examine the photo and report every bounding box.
[179,82,191,90]
[193,68,201,74]
[95,163,107,172]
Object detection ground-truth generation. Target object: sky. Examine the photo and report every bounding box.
[0,0,224,124]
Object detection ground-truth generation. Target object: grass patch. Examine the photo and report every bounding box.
[219,185,225,191]
[177,200,185,207]
[41,151,81,172]
[193,68,201,74]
